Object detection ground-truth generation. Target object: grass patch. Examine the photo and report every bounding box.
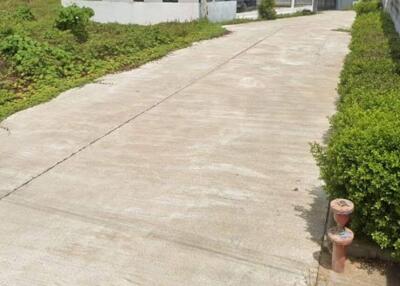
[0,0,226,121]
[312,9,400,258]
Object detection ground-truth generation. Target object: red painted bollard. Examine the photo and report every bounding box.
[328,199,354,273]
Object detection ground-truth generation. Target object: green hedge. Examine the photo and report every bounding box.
[312,10,400,257]
[354,0,381,15]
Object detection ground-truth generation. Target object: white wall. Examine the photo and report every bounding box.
[62,0,200,25]
[383,0,400,33]
[62,0,236,24]
[207,1,237,22]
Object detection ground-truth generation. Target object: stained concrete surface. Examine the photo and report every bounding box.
[317,249,400,286]
[0,12,355,285]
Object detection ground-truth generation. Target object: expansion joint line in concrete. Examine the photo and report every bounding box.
[315,201,331,285]
[0,25,287,201]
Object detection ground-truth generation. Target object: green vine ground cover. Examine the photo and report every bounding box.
[0,0,226,122]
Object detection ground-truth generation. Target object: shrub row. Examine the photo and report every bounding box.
[312,9,400,257]
[354,0,382,15]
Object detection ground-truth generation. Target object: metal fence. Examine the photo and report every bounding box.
[316,0,336,9]
[275,0,312,7]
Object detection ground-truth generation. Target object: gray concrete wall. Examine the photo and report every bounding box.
[207,1,237,22]
[336,0,354,10]
[383,0,400,33]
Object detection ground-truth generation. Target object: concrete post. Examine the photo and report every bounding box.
[200,0,208,18]
[328,199,355,273]
[312,0,318,12]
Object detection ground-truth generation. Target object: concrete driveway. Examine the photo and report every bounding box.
[0,12,354,286]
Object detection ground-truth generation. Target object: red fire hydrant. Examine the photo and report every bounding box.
[327,199,354,273]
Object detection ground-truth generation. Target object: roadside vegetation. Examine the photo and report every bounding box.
[0,0,225,121]
[259,0,277,20]
[312,2,400,258]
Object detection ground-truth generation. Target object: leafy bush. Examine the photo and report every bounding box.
[15,5,35,21]
[258,0,277,20]
[55,5,94,42]
[312,11,400,258]
[0,23,14,37]
[354,0,381,15]
[0,33,79,86]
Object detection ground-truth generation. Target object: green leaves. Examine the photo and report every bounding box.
[0,33,77,84]
[354,0,382,16]
[0,0,226,121]
[55,5,94,42]
[15,5,35,21]
[258,0,277,20]
[312,11,400,257]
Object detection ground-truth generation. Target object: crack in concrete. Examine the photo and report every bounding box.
[0,25,287,201]
[315,201,331,286]
[94,79,115,86]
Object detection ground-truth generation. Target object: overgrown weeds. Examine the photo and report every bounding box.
[0,0,226,121]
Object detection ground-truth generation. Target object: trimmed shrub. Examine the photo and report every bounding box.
[55,5,94,42]
[354,0,381,15]
[312,11,400,258]
[258,0,277,20]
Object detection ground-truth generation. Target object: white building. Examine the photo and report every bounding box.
[383,0,400,33]
[61,0,237,25]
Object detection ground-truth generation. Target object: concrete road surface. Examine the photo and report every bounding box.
[0,11,354,286]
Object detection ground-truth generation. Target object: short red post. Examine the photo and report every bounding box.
[332,243,346,273]
[328,199,354,273]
